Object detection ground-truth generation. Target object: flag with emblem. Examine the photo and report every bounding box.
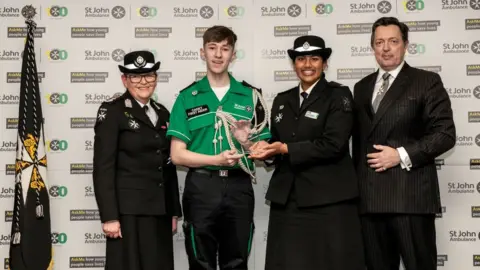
[9,5,53,270]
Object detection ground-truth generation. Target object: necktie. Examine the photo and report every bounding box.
[144,104,157,126]
[372,72,391,113]
[300,91,308,106]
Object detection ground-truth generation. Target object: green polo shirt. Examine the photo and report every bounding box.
[166,75,271,170]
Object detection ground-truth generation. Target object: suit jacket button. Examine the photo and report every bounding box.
[294,117,298,120]
[158,183,163,187]
[156,149,161,155]
[155,134,160,139]
[158,166,162,171]
[292,132,296,137]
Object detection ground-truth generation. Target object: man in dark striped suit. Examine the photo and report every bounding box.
[352,17,456,270]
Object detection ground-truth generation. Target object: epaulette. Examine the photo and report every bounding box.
[241,80,262,93]
[103,92,124,104]
[179,81,198,93]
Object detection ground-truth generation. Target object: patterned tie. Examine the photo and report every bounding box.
[372,72,391,113]
[300,91,308,106]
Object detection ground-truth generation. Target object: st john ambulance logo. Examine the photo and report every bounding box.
[287,4,302,17]
[377,1,392,13]
[199,6,214,19]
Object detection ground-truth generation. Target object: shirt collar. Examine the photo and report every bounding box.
[135,98,151,108]
[377,60,405,82]
[197,73,248,96]
[299,78,321,96]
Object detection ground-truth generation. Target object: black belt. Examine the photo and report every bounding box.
[190,168,246,177]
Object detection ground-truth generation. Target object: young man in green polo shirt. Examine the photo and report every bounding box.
[167,26,270,270]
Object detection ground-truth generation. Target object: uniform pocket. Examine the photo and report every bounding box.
[188,113,215,131]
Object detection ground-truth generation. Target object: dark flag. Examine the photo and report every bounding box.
[9,5,53,270]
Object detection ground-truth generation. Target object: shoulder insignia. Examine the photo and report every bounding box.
[105,91,124,103]
[179,81,197,93]
[241,80,262,93]
[341,96,352,112]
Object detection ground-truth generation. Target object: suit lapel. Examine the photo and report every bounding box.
[299,77,327,115]
[151,102,167,131]
[286,86,300,115]
[364,71,377,120]
[369,64,411,135]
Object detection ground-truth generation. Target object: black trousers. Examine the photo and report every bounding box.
[361,214,437,270]
[182,169,255,270]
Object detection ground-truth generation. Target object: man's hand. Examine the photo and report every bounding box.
[249,142,287,160]
[103,220,122,238]
[172,216,178,234]
[216,150,244,166]
[366,144,401,172]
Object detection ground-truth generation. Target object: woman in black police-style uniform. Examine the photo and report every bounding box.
[92,50,181,270]
[250,36,365,270]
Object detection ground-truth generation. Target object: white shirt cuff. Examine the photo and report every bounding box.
[397,147,412,171]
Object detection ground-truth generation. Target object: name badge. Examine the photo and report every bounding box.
[305,111,319,119]
[186,105,210,118]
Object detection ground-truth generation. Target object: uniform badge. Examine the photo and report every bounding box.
[129,119,140,129]
[192,90,198,96]
[246,105,252,112]
[279,105,284,110]
[97,108,107,122]
[134,56,146,68]
[342,97,352,112]
[125,99,132,108]
[303,42,310,50]
[305,111,319,120]
[275,113,283,123]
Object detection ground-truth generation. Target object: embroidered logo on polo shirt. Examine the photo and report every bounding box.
[234,103,246,111]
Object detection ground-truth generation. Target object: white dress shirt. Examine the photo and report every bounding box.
[136,99,158,126]
[373,61,412,171]
[299,78,320,105]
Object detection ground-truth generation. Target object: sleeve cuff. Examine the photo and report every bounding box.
[166,130,191,143]
[397,147,412,171]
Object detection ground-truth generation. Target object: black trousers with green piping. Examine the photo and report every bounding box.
[182,168,255,270]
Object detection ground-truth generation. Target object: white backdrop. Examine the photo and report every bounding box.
[0,0,479,269]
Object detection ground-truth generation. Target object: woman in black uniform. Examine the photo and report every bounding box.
[92,50,182,270]
[250,36,365,270]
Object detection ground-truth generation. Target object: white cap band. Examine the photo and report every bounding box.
[294,46,323,52]
[123,63,155,69]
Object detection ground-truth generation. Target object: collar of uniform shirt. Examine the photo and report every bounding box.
[376,60,405,83]
[299,77,321,96]
[135,98,151,109]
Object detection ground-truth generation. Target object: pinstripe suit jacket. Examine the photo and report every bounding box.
[352,62,456,214]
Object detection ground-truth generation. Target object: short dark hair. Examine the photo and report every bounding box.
[370,17,409,47]
[203,25,237,47]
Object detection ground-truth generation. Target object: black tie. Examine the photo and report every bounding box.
[301,92,308,105]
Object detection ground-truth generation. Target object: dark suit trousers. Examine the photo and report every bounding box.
[361,214,437,270]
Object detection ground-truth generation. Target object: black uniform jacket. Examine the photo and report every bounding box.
[93,91,182,223]
[265,76,359,207]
